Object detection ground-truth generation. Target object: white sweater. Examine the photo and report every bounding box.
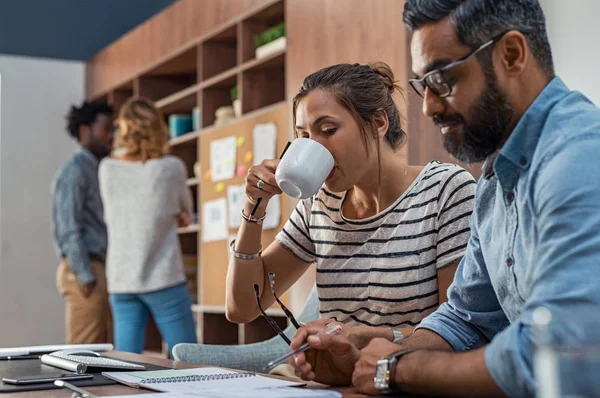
[99,156,193,293]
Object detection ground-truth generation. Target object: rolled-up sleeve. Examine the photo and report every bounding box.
[484,137,600,396]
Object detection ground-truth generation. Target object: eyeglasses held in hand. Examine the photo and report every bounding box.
[253,273,301,345]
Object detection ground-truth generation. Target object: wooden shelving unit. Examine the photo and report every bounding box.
[90,0,289,351]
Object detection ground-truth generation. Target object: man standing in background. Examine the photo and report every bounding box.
[51,101,114,344]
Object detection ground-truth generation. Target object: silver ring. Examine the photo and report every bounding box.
[257,179,265,190]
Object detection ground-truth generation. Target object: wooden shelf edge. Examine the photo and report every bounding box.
[238,0,284,23]
[198,48,286,91]
[169,131,200,147]
[155,83,200,110]
[199,67,239,90]
[199,101,287,136]
[241,48,286,73]
[177,224,200,234]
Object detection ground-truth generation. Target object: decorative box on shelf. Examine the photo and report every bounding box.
[254,22,286,60]
[256,36,286,59]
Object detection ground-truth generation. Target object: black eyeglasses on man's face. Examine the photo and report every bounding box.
[253,273,301,346]
[409,31,510,98]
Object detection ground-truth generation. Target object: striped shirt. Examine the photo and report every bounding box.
[276,161,476,328]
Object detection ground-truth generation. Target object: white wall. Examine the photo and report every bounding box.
[0,55,84,346]
[541,0,600,105]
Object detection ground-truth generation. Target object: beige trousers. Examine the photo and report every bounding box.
[56,260,112,344]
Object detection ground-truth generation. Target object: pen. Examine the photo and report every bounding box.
[0,355,40,360]
[263,324,342,372]
[250,141,291,216]
[54,380,97,398]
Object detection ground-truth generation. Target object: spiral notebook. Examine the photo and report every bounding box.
[102,367,304,393]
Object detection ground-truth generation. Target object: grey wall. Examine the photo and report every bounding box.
[0,54,83,346]
[541,0,600,104]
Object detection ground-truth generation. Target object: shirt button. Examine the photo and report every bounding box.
[506,257,514,266]
[520,157,527,166]
[506,192,515,203]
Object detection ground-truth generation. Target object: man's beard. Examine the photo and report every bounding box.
[434,76,514,164]
[88,139,112,159]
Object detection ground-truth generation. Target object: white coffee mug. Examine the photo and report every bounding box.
[275,138,334,199]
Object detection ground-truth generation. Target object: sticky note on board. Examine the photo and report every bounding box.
[244,151,253,163]
[236,137,246,148]
[216,182,225,193]
[204,170,211,181]
[237,165,247,176]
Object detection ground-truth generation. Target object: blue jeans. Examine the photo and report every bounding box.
[109,283,197,357]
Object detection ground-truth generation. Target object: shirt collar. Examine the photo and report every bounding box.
[483,77,571,179]
[79,147,100,167]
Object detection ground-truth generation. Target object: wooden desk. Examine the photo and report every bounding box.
[2,351,366,397]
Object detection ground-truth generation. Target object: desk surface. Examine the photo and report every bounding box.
[1,351,366,397]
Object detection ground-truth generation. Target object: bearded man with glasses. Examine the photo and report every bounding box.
[290,1,600,396]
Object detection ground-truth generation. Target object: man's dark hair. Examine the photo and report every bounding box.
[66,101,113,140]
[403,0,555,77]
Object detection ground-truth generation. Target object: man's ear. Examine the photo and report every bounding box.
[498,30,528,77]
[373,109,389,140]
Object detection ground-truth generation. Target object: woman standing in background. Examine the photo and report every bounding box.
[99,98,197,355]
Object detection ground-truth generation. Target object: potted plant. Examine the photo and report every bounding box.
[230,84,241,118]
[254,22,286,59]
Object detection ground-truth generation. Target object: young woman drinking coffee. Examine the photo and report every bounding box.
[226,62,476,349]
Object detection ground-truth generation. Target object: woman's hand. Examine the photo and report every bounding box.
[178,212,191,228]
[245,159,282,210]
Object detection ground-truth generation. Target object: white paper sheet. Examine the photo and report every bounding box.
[263,195,281,230]
[253,123,277,165]
[210,136,237,181]
[104,367,305,395]
[227,184,246,228]
[201,198,228,242]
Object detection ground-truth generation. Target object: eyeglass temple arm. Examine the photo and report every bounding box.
[254,284,291,345]
[268,273,301,329]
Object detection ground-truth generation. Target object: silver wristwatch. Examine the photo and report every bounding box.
[374,349,412,394]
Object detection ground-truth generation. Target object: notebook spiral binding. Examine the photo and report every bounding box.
[142,372,257,384]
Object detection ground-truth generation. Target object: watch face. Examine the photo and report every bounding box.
[374,359,390,390]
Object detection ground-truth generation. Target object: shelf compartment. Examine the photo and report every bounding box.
[170,142,198,178]
[241,51,285,114]
[201,73,239,128]
[155,85,199,116]
[201,25,238,81]
[138,46,198,102]
[109,80,135,114]
[240,0,285,63]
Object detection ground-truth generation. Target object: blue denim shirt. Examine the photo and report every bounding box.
[51,148,107,284]
[417,77,600,396]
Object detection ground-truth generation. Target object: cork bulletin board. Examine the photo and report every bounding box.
[199,101,291,306]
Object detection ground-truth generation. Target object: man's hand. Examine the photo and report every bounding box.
[290,320,360,386]
[352,337,405,395]
[79,281,96,298]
